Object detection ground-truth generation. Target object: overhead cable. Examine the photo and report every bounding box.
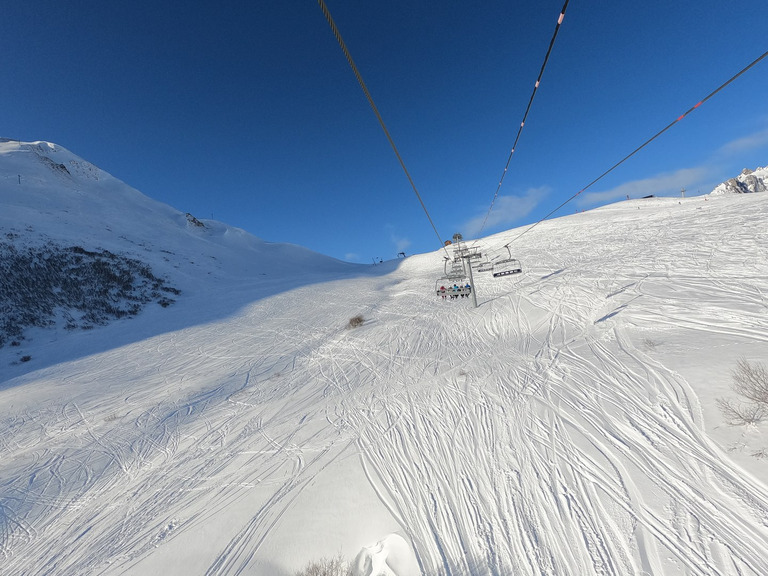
[505,48,768,248]
[476,0,570,237]
[317,0,448,254]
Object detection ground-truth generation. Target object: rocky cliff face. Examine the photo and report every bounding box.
[710,166,768,195]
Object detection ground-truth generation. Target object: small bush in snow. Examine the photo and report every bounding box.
[294,553,349,576]
[642,338,659,351]
[347,315,364,329]
[717,358,768,425]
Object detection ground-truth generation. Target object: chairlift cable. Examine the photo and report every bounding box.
[475,0,570,238]
[317,0,449,257]
[504,48,768,248]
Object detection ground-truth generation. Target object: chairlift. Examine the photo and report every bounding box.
[477,258,494,273]
[435,276,472,300]
[465,247,483,263]
[444,256,466,278]
[452,240,481,260]
[463,247,489,271]
[492,245,523,277]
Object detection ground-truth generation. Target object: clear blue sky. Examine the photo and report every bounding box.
[3,1,767,262]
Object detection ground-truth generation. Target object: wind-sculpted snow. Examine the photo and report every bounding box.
[351,533,420,576]
[1,146,768,574]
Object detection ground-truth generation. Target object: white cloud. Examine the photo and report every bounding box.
[391,235,411,253]
[579,126,768,209]
[577,167,713,207]
[463,186,547,237]
[384,224,411,254]
[716,127,768,156]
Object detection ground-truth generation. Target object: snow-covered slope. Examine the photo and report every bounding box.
[1,139,364,373]
[0,139,360,279]
[2,142,768,576]
[709,164,768,195]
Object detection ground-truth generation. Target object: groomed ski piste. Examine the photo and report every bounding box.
[1,140,768,575]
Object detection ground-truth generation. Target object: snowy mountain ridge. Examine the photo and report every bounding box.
[2,140,768,575]
[0,139,355,271]
[1,139,365,366]
[709,164,768,195]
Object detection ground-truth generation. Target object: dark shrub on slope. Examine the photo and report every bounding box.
[0,241,180,347]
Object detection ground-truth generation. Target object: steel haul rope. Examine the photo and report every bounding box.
[476,0,570,237]
[504,48,768,248]
[317,0,448,254]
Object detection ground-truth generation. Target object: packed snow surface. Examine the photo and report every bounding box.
[1,140,768,575]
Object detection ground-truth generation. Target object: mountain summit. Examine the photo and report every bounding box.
[710,164,768,195]
[1,139,363,357]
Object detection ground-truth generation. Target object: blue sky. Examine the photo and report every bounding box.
[3,1,767,263]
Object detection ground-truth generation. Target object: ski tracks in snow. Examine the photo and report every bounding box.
[0,291,362,574]
[2,196,768,575]
[337,204,768,575]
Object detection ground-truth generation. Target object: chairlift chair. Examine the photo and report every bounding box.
[444,257,466,278]
[465,247,483,263]
[435,276,472,299]
[492,246,523,278]
[477,258,494,273]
